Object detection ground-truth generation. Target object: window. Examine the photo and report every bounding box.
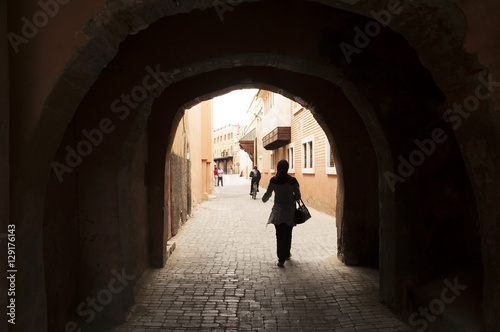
[287,143,295,173]
[301,135,314,174]
[325,139,337,175]
[270,151,275,173]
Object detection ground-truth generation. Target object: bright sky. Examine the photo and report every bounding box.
[212,89,258,129]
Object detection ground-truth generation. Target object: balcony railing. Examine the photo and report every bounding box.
[263,126,291,150]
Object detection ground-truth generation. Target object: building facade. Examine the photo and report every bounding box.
[240,90,338,216]
[213,123,243,176]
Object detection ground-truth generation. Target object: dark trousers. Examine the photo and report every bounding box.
[218,176,223,186]
[250,180,259,193]
[275,223,293,262]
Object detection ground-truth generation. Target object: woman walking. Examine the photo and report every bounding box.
[262,160,301,267]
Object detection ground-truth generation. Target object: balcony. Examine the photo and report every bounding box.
[239,128,256,161]
[263,127,291,150]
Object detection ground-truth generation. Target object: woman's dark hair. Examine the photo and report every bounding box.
[277,160,289,176]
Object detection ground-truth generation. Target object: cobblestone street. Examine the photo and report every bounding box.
[110,175,413,331]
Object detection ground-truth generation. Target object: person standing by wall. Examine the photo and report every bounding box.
[213,165,219,186]
[217,167,224,186]
[262,160,301,267]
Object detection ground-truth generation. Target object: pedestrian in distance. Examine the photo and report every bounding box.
[262,159,301,267]
[249,166,261,195]
[218,167,224,186]
[213,166,219,186]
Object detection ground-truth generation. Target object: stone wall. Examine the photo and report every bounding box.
[170,154,190,237]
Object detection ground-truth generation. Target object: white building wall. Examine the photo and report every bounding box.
[261,93,291,137]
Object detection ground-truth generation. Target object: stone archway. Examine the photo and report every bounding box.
[42,62,382,331]
[10,0,500,330]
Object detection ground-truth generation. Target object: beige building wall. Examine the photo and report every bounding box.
[290,107,337,216]
[171,100,214,211]
[200,101,214,198]
[188,103,203,206]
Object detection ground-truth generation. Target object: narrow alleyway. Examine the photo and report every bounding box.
[104,175,413,331]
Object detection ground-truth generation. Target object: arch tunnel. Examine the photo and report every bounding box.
[4,0,500,330]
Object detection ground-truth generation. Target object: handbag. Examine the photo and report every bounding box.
[294,199,311,224]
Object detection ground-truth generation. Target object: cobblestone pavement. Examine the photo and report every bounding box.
[112,175,414,331]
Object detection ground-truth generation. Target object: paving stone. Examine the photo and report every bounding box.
[111,175,414,331]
